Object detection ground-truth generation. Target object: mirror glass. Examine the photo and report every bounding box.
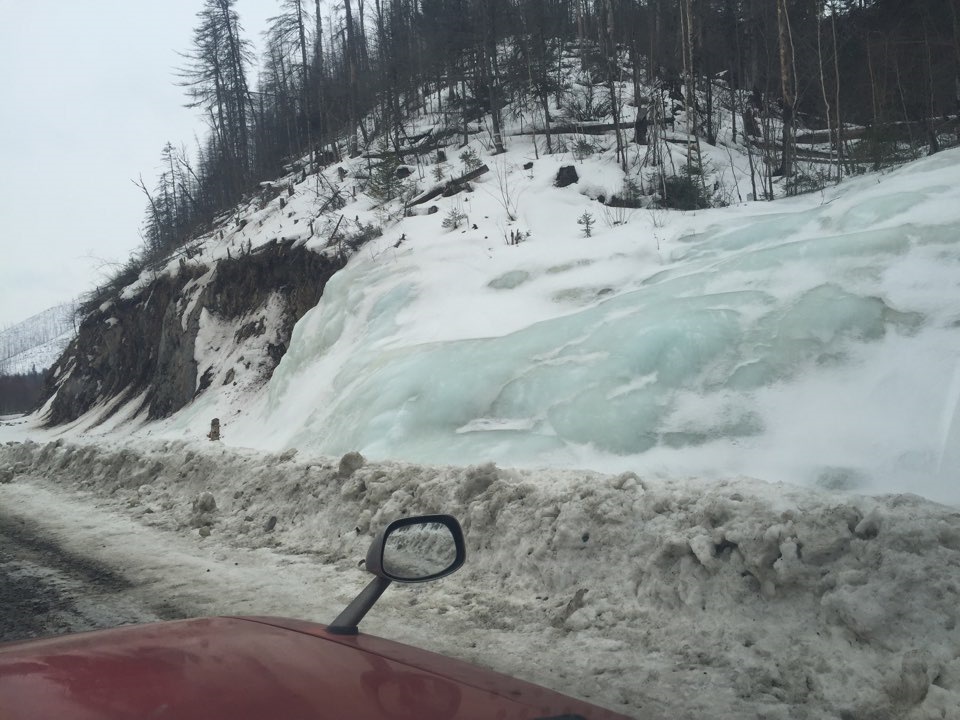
[382,521,457,581]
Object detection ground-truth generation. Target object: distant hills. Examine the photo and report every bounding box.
[0,303,77,376]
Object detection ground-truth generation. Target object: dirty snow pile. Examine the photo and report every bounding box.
[2,438,960,719]
[134,145,960,506]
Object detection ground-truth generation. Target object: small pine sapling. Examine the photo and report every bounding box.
[573,137,596,161]
[459,147,483,172]
[577,211,595,237]
[442,202,468,230]
[621,177,642,207]
[368,139,404,203]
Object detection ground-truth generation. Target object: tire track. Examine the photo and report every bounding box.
[0,512,183,642]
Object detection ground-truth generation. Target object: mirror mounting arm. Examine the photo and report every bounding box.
[326,515,464,635]
[326,575,393,635]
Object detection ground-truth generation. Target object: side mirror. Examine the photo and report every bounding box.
[327,515,466,635]
[368,515,466,583]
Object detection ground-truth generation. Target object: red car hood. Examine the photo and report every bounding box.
[0,616,632,720]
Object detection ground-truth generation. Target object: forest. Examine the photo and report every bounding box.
[121,0,959,308]
[0,304,77,413]
[0,371,45,415]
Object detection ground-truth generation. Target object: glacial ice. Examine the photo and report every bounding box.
[241,151,960,504]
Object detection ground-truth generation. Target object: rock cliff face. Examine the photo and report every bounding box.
[42,241,344,426]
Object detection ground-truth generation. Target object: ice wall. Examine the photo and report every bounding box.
[236,151,960,504]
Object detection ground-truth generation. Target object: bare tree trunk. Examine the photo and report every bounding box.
[218,0,249,182]
[777,0,796,180]
[816,0,834,179]
[832,4,843,180]
[535,21,553,154]
[866,39,878,128]
[316,2,336,159]
[475,0,504,155]
[489,47,506,154]
[602,0,626,170]
[924,24,940,154]
[679,0,703,180]
[518,15,540,158]
[461,68,469,147]
[344,0,359,155]
[731,0,743,144]
[950,0,960,115]
[294,0,313,165]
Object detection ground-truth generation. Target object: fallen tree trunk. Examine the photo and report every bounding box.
[795,117,958,144]
[362,128,466,160]
[406,164,489,207]
[511,120,634,136]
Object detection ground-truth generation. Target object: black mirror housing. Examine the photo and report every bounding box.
[366,515,467,583]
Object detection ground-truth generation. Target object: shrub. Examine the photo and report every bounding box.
[564,84,611,122]
[505,228,530,245]
[442,203,468,230]
[459,147,483,172]
[335,221,383,251]
[608,177,644,208]
[79,254,147,315]
[659,169,711,210]
[785,171,828,197]
[602,203,634,227]
[847,126,921,172]
[573,137,596,161]
[577,210,595,237]
[367,140,404,203]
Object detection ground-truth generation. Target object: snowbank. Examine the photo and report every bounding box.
[3,438,959,719]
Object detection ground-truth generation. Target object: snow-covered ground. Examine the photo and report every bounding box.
[1,437,959,719]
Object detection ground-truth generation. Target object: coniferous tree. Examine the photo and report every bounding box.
[120,0,960,280]
[178,0,254,201]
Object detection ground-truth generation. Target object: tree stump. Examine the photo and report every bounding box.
[555,166,579,188]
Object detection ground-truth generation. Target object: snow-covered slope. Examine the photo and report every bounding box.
[0,303,76,375]
[138,146,960,506]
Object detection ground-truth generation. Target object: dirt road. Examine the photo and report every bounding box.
[0,510,179,642]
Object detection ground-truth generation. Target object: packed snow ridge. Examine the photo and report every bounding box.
[2,439,959,719]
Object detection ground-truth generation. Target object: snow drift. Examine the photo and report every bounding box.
[2,438,959,719]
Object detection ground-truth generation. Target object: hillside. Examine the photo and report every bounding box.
[0,303,77,376]
[36,112,960,506]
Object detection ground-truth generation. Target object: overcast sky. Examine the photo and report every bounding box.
[0,1,279,328]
